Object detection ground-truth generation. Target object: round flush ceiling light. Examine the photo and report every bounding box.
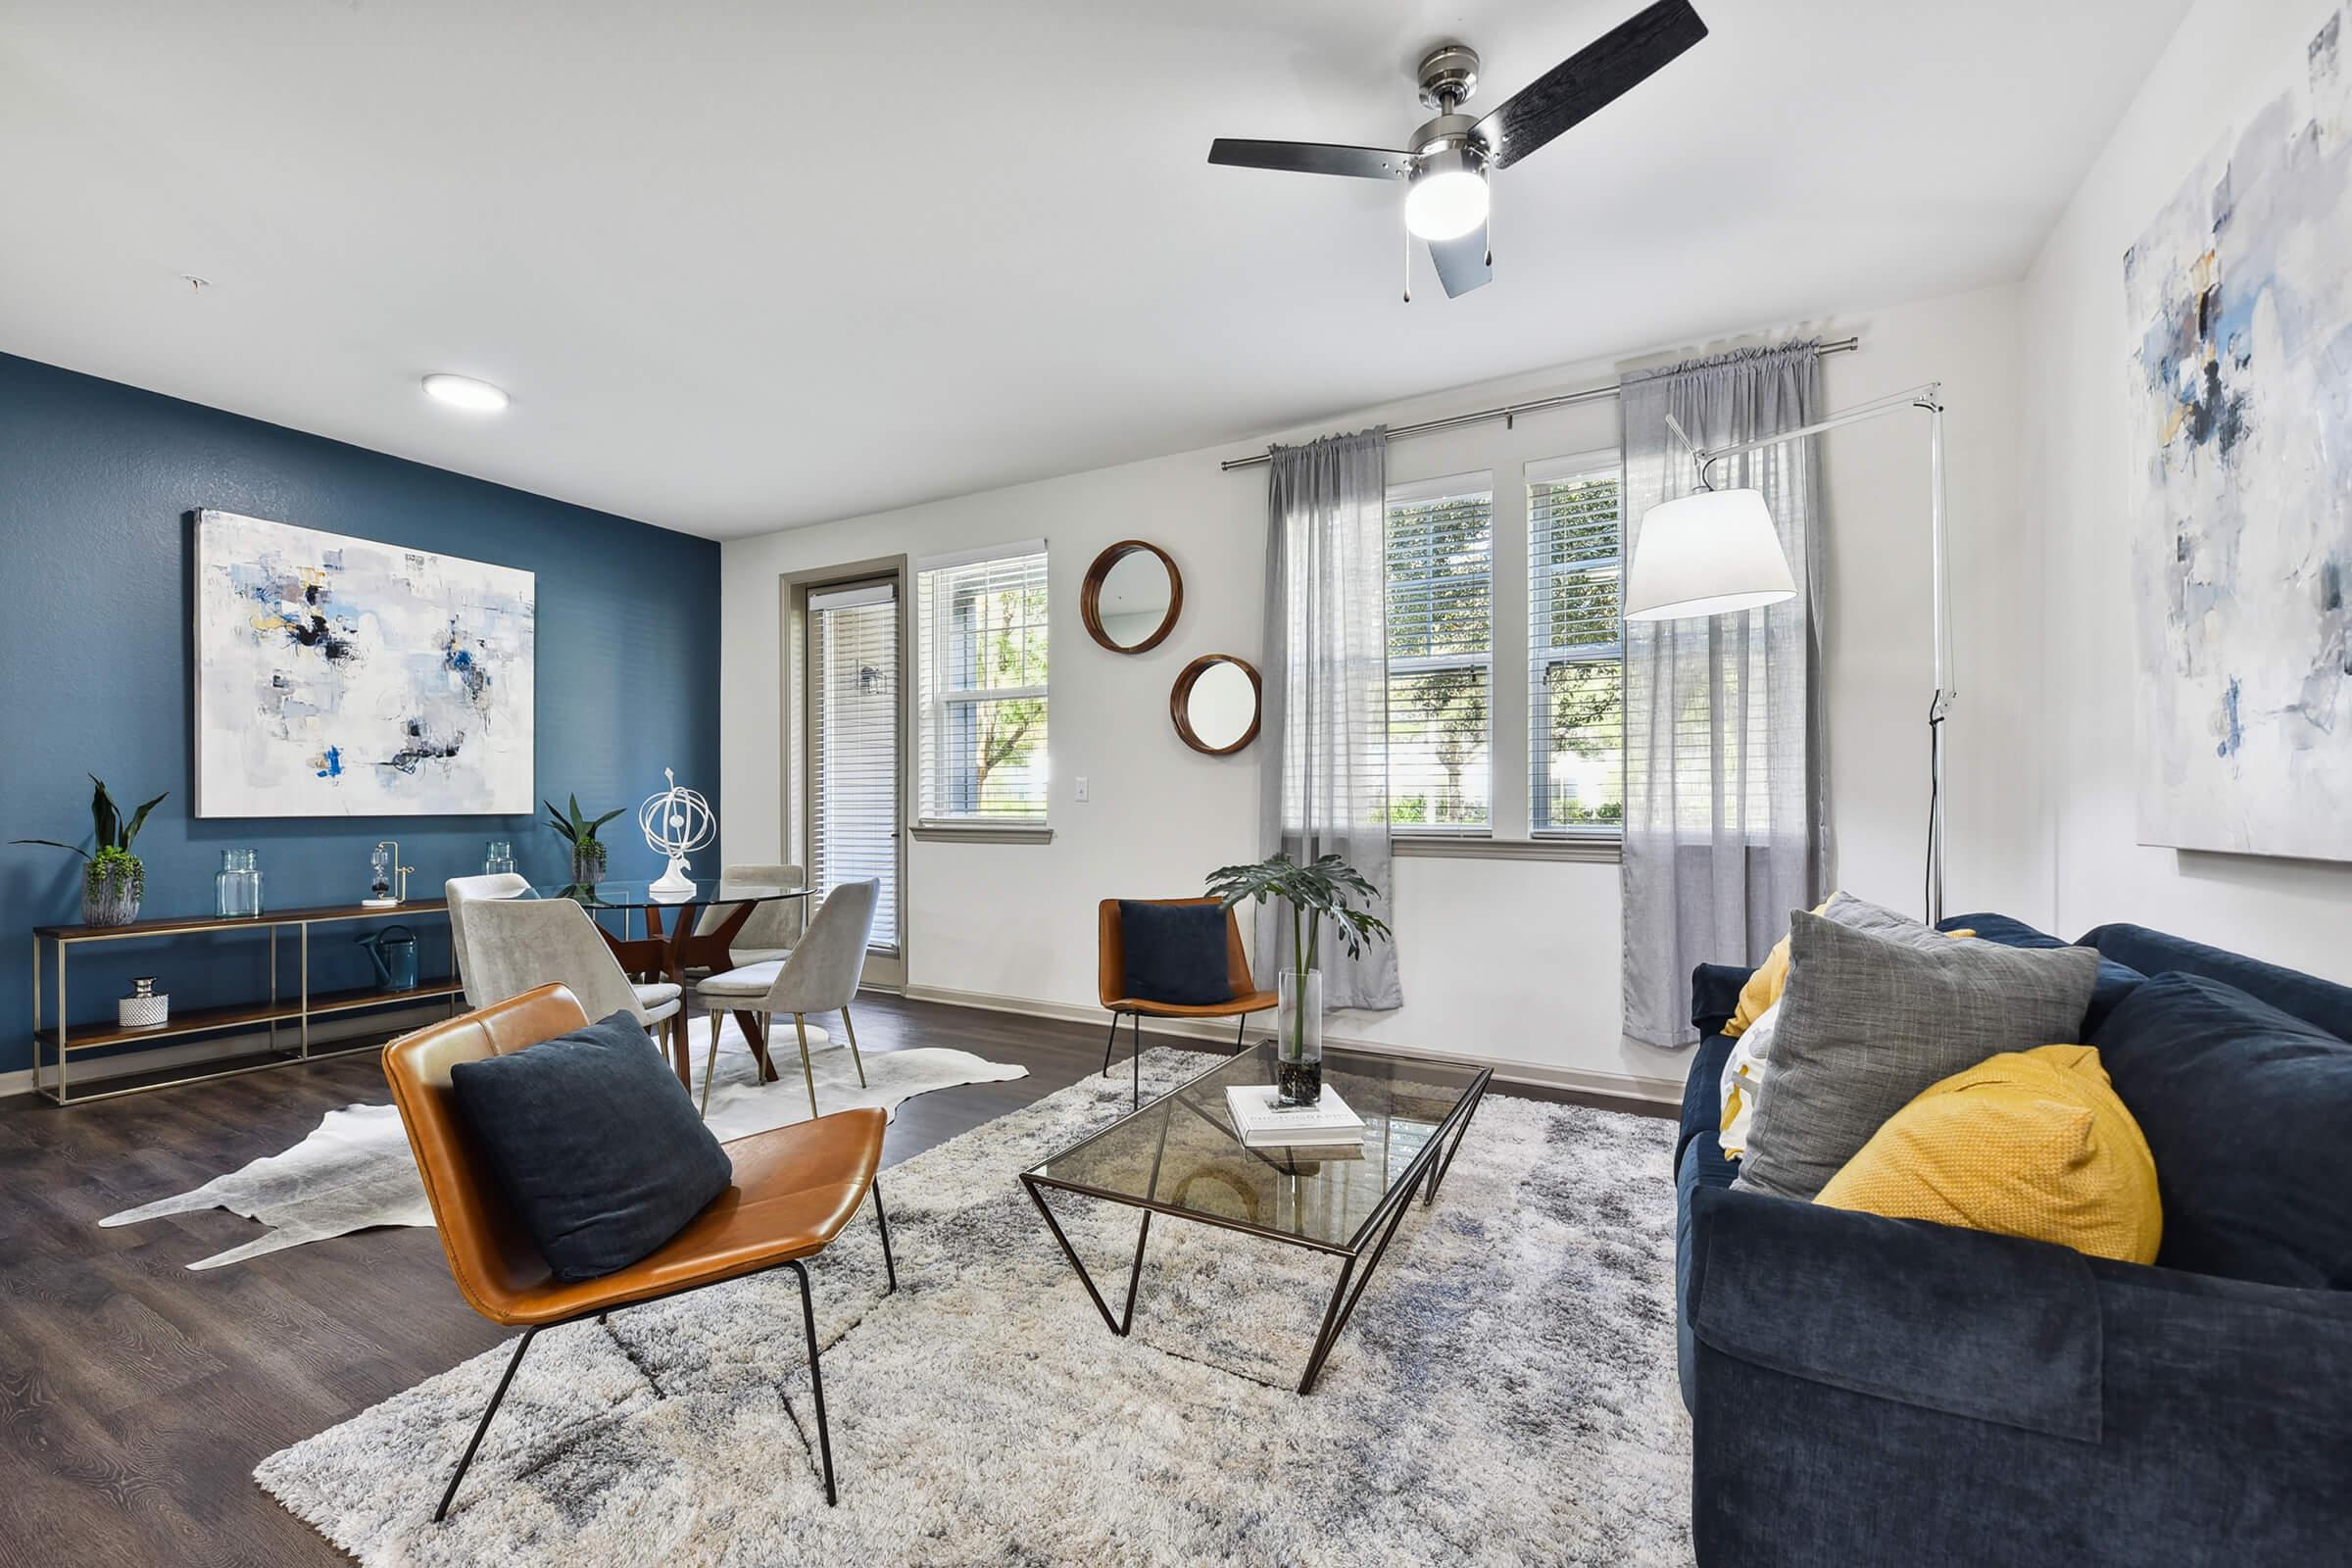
[1404,146,1490,241]
[421,373,511,413]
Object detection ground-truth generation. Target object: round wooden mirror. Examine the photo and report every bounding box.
[1081,540,1183,654]
[1170,654,1261,755]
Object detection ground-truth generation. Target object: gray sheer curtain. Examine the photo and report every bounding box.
[1621,343,1831,1048]
[1259,427,1401,1011]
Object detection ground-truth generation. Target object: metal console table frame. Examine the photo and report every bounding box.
[29,901,461,1105]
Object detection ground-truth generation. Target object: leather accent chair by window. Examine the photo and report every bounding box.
[1098,897,1277,1106]
[382,984,894,1520]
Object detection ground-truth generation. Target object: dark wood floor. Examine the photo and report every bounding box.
[0,997,1666,1567]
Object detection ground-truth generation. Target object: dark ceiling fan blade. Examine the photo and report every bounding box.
[1428,225,1493,298]
[1206,138,1412,180]
[1473,0,1708,170]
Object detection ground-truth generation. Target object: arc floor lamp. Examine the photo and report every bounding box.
[1626,382,1955,922]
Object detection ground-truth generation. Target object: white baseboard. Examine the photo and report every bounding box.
[899,982,1681,1105]
[0,1000,458,1102]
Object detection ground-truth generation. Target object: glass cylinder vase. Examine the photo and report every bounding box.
[569,842,608,886]
[1276,967,1324,1107]
[216,849,263,918]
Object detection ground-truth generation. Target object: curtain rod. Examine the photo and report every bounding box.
[1217,336,1862,472]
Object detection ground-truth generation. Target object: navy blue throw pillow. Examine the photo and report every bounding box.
[450,1009,734,1282]
[2091,973,2352,1289]
[1120,901,1234,1006]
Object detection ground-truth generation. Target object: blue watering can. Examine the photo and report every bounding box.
[357,924,419,993]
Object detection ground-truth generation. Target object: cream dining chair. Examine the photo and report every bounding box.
[445,873,529,1007]
[690,863,808,966]
[461,897,688,1077]
[693,879,878,1118]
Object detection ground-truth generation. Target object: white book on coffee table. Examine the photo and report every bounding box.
[1225,1084,1366,1148]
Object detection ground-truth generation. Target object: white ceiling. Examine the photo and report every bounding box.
[1,1,2186,539]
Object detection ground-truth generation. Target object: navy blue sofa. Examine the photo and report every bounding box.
[1674,915,2352,1565]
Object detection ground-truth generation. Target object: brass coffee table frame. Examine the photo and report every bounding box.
[1019,1050,1492,1395]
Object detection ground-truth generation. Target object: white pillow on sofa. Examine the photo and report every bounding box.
[1719,1000,1781,1160]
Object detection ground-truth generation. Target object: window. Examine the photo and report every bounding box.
[1384,475,1493,832]
[1529,454,1624,832]
[808,580,901,946]
[915,544,1050,824]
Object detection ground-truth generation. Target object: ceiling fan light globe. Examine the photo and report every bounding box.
[1405,167,1489,242]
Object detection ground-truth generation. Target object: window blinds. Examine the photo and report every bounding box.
[1383,476,1494,832]
[809,583,901,950]
[1528,456,1625,832]
[915,547,1050,823]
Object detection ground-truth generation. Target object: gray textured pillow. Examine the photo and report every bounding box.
[1821,891,1956,948]
[1734,911,2099,1200]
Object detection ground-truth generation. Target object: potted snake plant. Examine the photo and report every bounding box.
[545,793,625,884]
[1206,851,1391,1106]
[15,776,168,926]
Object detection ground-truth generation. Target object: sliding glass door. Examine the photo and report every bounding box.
[805,577,904,987]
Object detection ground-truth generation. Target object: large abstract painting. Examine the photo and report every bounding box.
[193,512,535,817]
[2124,9,2352,860]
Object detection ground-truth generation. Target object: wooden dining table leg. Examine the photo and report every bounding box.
[666,1012,691,1088]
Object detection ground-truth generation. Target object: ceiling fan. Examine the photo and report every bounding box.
[1207,0,1709,299]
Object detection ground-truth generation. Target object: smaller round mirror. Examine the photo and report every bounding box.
[1171,655,1261,755]
[1082,540,1183,653]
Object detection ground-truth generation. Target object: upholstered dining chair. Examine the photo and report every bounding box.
[445,873,529,1007]
[1098,898,1278,1107]
[382,984,893,1519]
[462,897,690,1079]
[690,863,808,966]
[694,879,879,1119]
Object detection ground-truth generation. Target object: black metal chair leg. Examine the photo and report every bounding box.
[1235,1014,1248,1053]
[1130,1012,1143,1108]
[1101,1011,1122,1079]
[787,1259,837,1505]
[871,1180,897,1295]
[435,1327,537,1523]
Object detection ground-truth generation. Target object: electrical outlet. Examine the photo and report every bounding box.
[1074,776,1091,803]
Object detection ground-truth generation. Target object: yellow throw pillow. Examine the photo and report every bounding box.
[1816,1044,2162,1263]
[1723,899,1832,1039]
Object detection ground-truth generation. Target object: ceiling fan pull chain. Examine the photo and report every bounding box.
[1401,217,1412,304]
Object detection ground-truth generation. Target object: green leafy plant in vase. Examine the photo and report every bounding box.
[1206,851,1392,1106]
[15,776,169,926]
[545,794,624,885]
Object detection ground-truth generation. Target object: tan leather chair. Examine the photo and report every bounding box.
[383,984,894,1520]
[1098,898,1278,1106]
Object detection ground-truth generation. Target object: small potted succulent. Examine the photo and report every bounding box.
[544,793,624,884]
[1206,851,1392,1106]
[16,776,169,926]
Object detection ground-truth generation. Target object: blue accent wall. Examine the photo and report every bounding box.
[0,352,721,1081]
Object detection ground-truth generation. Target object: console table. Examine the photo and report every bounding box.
[28,901,461,1106]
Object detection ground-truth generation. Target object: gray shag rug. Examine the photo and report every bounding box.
[102,1020,1025,1269]
[257,1048,1692,1566]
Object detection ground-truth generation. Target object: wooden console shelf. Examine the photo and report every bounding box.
[27,900,460,1105]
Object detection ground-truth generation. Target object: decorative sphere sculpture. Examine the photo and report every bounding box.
[641,767,715,898]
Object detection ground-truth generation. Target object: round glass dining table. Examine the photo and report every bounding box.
[528,877,815,1083]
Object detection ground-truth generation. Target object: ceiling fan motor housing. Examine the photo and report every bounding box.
[1416,43,1481,113]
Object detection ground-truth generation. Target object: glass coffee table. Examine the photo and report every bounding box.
[1019,1041,1492,1394]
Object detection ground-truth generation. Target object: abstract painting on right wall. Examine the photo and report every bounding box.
[2124,7,2352,861]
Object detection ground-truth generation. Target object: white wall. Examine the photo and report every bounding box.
[2024,0,2352,982]
[720,282,2037,1098]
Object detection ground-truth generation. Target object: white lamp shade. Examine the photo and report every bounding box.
[1625,489,1797,621]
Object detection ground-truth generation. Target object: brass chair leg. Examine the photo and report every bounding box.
[794,1013,821,1120]
[841,1006,867,1089]
[699,1009,723,1118]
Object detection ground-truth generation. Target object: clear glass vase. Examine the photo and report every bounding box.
[1276,968,1324,1107]
[216,849,263,918]
[569,842,608,887]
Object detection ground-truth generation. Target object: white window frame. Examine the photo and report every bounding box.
[913,540,1051,832]
[1384,471,1495,839]
[1527,449,1625,839]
